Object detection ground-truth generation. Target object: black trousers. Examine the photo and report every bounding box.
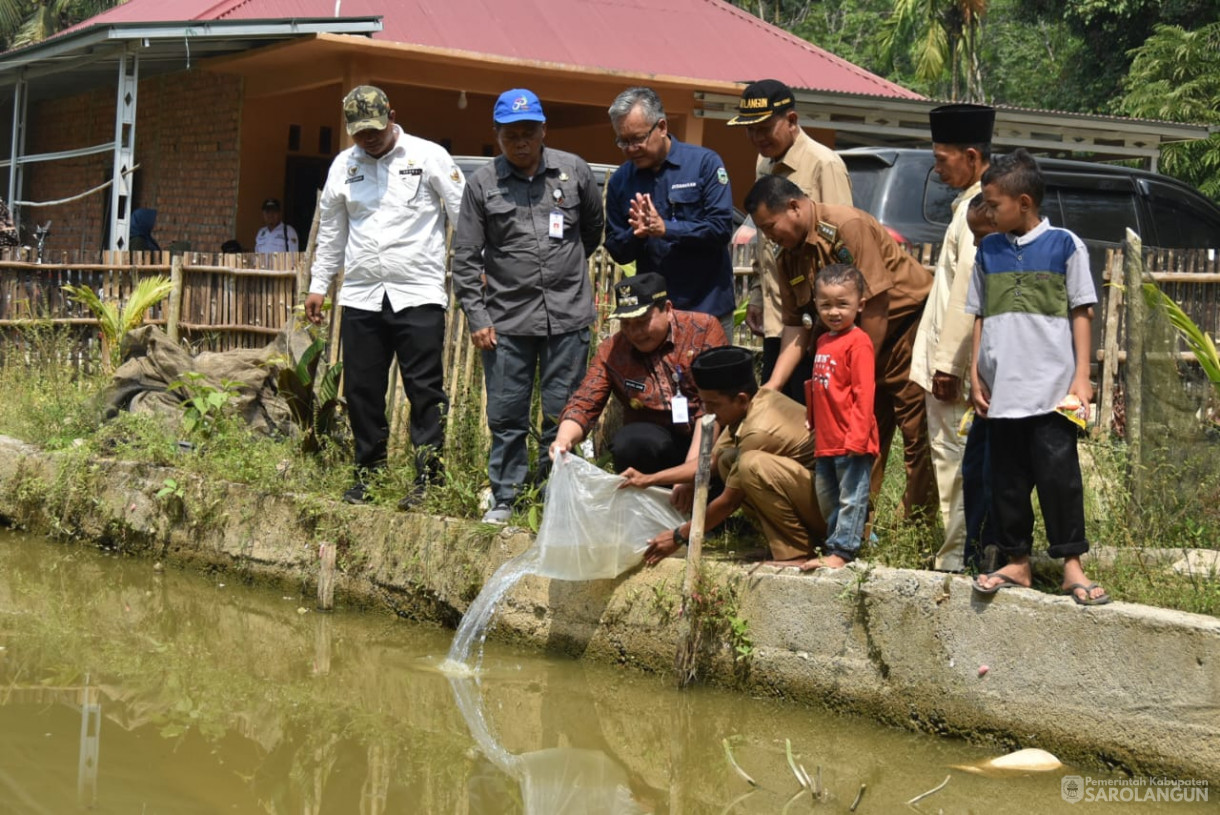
[610,422,690,474]
[988,413,1089,559]
[341,297,448,480]
[760,336,813,406]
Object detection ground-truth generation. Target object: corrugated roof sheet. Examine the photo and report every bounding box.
[59,0,920,99]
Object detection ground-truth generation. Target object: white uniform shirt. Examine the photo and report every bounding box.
[254,222,299,253]
[309,125,465,312]
[910,180,981,390]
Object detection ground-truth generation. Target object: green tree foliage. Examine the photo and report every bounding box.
[0,0,123,51]
[878,0,988,101]
[727,0,817,30]
[1118,22,1220,200]
[976,1,1086,111]
[1010,0,1220,112]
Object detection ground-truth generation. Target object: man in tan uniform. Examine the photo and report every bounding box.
[745,175,936,521]
[625,346,826,566]
[909,104,994,571]
[728,79,853,403]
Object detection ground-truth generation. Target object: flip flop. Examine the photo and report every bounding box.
[973,571,1028,595]
[1063,582,1112,606]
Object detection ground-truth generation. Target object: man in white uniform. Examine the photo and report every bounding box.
[305,85,465,507]
[253,198,299,253]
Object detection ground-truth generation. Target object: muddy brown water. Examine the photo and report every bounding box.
[0,530,1210,814]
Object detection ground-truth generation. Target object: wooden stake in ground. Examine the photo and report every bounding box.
[167,253,183,343]
[1123,227,1145,502]
[675,413,717,688]
[297,188,323,304]
[317,541,337,611]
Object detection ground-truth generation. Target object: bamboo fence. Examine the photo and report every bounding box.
[1095,244,1220,436]
[6,237,1217,452]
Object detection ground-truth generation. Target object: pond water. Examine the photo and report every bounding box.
[0,529,1209,814]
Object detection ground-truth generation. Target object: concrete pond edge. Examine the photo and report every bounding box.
[0,435,1216,784]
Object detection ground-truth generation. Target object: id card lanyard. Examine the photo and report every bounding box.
[548,187,564,239]
[669,364,689,424]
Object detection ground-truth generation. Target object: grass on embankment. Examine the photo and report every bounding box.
[1,324,1217,616]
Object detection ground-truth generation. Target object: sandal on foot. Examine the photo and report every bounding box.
[973,571,1028,595]
[1063,582,1111,606]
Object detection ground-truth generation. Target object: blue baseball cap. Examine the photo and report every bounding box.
[494,89,546,124]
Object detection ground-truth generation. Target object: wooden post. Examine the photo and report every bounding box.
[298,188,323,304]
[313,614,332,676]
[1123,228,1145,499]
[317,541,337,611]
[1096,249,1124,437]
[675,413,717,688]
[166,254,183,343]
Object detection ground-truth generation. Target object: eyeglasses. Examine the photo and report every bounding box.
[615,120,660,150]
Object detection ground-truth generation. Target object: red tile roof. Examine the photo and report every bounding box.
[64,0,920,99]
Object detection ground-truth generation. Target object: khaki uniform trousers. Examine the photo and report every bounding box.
[925,392,969,570]
[870,315,937,521]
[723,448,827,561]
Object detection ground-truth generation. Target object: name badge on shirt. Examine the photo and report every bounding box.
[671,395,689,424]
[549,210,564,239]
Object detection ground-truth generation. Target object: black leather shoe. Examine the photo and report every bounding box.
[342,483,369,505]
[397,483,426,512]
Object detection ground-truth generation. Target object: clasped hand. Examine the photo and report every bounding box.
[627,193,665,238]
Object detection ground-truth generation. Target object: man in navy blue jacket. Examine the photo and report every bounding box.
[605,87,736,338]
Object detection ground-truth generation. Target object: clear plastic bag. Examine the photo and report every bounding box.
[533,454,685,580]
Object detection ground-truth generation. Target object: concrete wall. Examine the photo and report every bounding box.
[0,435,1215,783]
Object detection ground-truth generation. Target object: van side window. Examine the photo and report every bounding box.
[922,168,955,228]
[1143,180,1220,248]
[1056,188,1140,244]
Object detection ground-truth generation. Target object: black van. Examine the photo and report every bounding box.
[838,147,1220,250]
[840,146,1220,363]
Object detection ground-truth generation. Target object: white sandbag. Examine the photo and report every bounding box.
[533,454,685,581]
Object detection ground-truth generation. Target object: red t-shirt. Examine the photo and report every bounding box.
[805,326,880,457]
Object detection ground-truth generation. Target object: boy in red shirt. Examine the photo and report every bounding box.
[803,264,880,570]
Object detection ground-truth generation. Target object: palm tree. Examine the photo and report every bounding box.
[880,0,989,101]
[0,0,124,51]
[62,274,174,371]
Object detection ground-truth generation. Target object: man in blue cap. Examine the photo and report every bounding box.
[453,88,605,524]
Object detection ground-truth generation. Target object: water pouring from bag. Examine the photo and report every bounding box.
[445,455,684,667]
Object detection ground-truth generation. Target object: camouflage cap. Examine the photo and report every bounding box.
[342,85,391,135]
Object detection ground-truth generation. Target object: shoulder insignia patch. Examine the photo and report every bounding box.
[816,221,837,243]
[716,167,729,185]
[450,167,461,183]
[835,245,854,265]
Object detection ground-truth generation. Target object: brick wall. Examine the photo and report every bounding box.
[25,70,243,257]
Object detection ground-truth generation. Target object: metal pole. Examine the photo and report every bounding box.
[108,46,139,250]
[8,74,25,226]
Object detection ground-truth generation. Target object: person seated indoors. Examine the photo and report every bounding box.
[967,149,1109,605]
[129,208,161,252]
[631,345,827,567]
[550,273,727,477]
